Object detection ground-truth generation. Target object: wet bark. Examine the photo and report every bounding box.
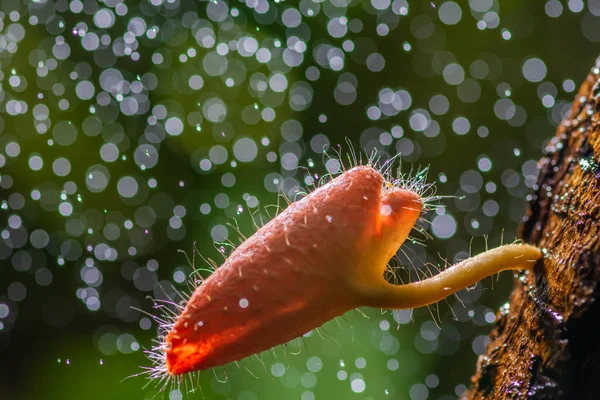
[463,58,600,399]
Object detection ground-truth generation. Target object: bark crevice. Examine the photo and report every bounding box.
[464,56,600,400]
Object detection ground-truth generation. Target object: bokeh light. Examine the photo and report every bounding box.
[0,1,594,399]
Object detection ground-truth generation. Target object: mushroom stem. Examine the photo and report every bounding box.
[364,244,542,310]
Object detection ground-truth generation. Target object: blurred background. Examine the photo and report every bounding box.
[0,0,598,399]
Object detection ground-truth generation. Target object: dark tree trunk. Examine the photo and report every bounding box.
[464,57,600,399]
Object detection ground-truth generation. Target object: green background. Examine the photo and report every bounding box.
[0,1,597,399]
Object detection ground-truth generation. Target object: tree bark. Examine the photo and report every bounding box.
[464,57,600,399]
